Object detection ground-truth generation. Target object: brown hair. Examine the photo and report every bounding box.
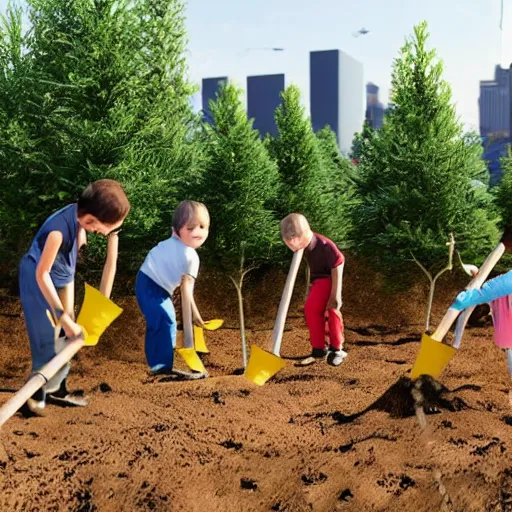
[280,213,310,240]
[77,179,130,224]
[172,200,210,233]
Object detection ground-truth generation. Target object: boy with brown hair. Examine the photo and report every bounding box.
[280,213,347,366]
[19,179,131,414]
[136,200,209,375]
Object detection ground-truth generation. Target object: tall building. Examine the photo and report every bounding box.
[310,49,364,154]
[479,65,510,137]
[365,82,384,130]
[246,74,285,137]
[478,64,512,183]
[201,76,228,124]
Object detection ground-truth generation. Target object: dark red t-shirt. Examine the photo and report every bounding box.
[305,233,344,281]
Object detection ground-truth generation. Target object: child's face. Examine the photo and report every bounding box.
[177,219,209,249]
[79,214,124,236]
[284,233,310,252]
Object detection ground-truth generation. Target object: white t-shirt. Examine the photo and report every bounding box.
[140,235,200,296]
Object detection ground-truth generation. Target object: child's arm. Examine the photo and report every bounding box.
[181,274,205,327]
[99,231,119,299]
[326,263,344,310]
[58,282,75,320]
[36,231,81,338]
[453,270,512,310]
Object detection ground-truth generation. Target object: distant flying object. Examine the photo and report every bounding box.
[353,27,370,37]
[244,47,285,52]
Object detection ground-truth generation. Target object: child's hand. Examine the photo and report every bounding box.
[60,313,83,340]
[326,297,342,310]
[193,316,206,328]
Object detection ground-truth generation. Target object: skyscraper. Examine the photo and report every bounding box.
[479,65,510,137]
[365,82,384,130]
[479,64,512,183]
[310,49,364,154]
[246,74,285,137]
[202,76,228,124]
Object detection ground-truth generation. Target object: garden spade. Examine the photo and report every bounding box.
[0,283,122,427]
[411,242,505,379]
[175,291,207,374]
[244,248,304,385]
[203,319,224,331]
[194,320,224,353]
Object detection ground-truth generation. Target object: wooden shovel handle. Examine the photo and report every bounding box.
[432,242,505,342]
[272,248,304,356]
[0,337,85,427]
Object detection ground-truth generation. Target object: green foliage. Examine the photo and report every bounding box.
[350,121,375,161]
[268,85,333,237]
[315,126,356,246]
[0,0,200,270]
[352,21,499,276]
[496,146,512,226]
[198,83,280,272]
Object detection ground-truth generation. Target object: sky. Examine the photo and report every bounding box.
[184,0,512,131]
[1,0,511,131]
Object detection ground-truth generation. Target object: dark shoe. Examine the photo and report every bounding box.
[25,387,46,415]
[148,366,173,376]
[47,390,88,407]
[47,379,88,407]
[327,348,347,367]
[25,397,46,416]
[298,348,327,366]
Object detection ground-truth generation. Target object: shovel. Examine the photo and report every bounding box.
[244,248,304,385]
[194,319,224,354]
[411,242,505,379]
[175,287,208,375]
[0,283,122,427]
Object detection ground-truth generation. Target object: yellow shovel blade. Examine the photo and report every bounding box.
[77,283,123,346]
[177,348,206,373]
[244,345,287,386]
[410,333,456,380]
[194,326,209,354]
[203,319,224,331]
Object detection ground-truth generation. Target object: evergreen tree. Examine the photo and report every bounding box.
[199,83,279,366]
[496,146,512,226]
[268,85,328,232]
[316,125,355,246]
[350,121,375,162]
[0,0,199,270]
[353,21,499,276]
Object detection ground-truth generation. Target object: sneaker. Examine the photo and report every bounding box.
[327,348,347,367]
[47,379,88,407]
[298,348,327,366]
[25,397,46,416]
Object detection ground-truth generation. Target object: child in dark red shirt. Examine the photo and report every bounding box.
[280,213,347,366]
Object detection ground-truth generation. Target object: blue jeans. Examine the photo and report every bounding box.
[135,271,177,372]
[19,255,70,394]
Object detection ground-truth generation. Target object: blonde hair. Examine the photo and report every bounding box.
[172,200,210,233]
[280,213,310,240]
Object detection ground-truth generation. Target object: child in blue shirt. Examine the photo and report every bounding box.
[136,200,209,374]
[19,179,130,414]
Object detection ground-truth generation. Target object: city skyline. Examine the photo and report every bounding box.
[184,0,512,132]
[1,0,511,132]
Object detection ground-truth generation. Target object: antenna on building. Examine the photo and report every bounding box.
[499,0,504,66]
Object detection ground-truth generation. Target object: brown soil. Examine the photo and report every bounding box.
[1,262,512,511]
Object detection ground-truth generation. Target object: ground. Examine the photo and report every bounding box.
[1,264,512,512]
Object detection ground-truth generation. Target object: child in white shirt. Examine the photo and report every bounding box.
[136,200,209,373]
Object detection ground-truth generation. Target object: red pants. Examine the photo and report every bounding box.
[304,277,344,350]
